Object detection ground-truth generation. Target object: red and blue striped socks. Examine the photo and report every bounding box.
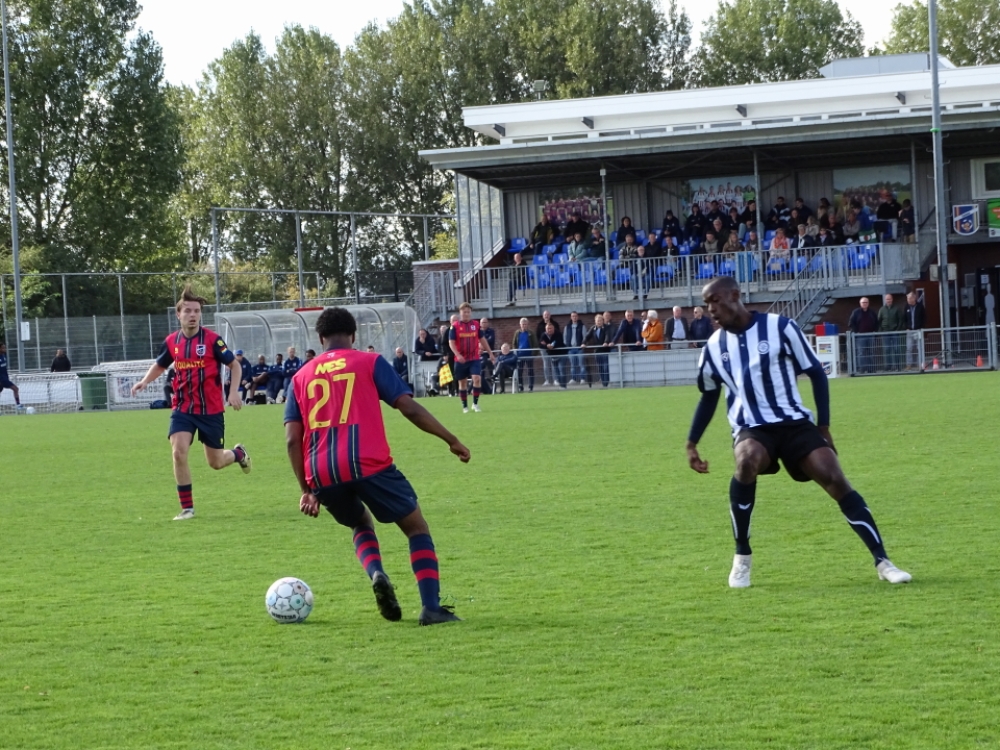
[177,484,193,511]
[353,526,385,579]
[409,534,440,610]
[472,388,481,405]
[459,389,468,408]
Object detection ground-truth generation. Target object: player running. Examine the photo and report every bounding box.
[132,286,251,520]
[448,302,495,413]
[285,307,470,626]
[686,276,911,587]
[0,342,23,410]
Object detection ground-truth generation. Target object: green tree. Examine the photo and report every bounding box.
[692,0,865,86]
[883,0,1000,66]
[0,1,183,315]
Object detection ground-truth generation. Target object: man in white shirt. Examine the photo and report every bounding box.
[665,306,688,349]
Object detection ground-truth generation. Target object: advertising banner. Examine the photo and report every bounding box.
[988,199,1000,238]
[681,176,756,217]
[952,204,979,236]
[833,165,912,219]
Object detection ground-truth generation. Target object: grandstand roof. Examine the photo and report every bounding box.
[420,63,1000,188]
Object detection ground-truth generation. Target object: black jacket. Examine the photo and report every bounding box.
[539,330,565,355]
[848,308,878,333]
[415,335,439,361]
[661,215,682,237]
[585,324,612,352]
[536,318,560,340]
[50,355,72,372]
[905,302,926,331]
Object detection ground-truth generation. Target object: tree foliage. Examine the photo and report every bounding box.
[692,0,865,86]
[884,0,1000,66]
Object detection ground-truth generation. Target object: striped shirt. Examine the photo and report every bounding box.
[697,312,822,437]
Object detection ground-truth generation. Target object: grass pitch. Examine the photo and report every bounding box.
[1,374,999,749]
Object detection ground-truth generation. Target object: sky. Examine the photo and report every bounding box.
[138,0,899,88]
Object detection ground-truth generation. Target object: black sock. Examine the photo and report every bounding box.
[837,490,887,564]
[729,477,756,555]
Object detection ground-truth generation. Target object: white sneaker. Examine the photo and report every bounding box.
[173,508,195,521]
[234,443,252,474]
[462,407,469,414]
[729,554,752,588]
[568,379,576,384]
[876,560,912,584]
[266,397,276,404]
[472,404,481,412]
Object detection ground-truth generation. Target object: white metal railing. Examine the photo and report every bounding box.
[847,326,998,375]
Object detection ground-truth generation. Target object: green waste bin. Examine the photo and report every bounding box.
[78,372,109,410]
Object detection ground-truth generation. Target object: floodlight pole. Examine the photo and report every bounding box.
[295,211,305,307]
[1,0,24,371]
[928,0,951,353]
[211,208,221,312]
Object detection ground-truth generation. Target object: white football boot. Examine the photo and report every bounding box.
[876,560,912,584]
[173,508,195,521]
[729,554,752,588]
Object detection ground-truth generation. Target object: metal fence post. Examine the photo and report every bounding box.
[617,346,624,388]
[351,213,360,305]
[918,330,925,371]
[295,211,305,307]
[846,331,854,375]
[315,272,321,302]
[990,324,998,370]
[486,270,494,318]
[93,315,99,364]
[0,274,6,343]
[211,208,222,312]
[34,317,40,368]
[118,274,127,360]
[534,274,541,316]
[423,215,430,261]
[62,274,69,358]
[148,314,154,358]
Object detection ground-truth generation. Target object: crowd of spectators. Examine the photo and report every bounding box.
[515,193,914,273]
[418,307,716,394]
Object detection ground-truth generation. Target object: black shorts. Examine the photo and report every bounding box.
[452,359,482,381]
[168,411,225,450]
[314,466,418,527]
[734,420,830,483]
[0,377,15,390]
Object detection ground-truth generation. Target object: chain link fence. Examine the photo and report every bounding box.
[847,326,998,375]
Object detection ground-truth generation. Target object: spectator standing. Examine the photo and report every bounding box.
[848,297,879,373]
[904,291,926,370]
[689,306,713,345]
[665,306,689,349]
[511,317,538,393]
[50,348,72,372]
[539,323,567,388]
[233,350,253,401]
[877,294,906,372]
[767,196,791,229]
[536,311,560,385]
[563,311,587,384]
[494,344,518,394]
[899,200,915,243]
[479,318,496,356]
[585,313,611,387]
[283,347,303,397]
[392,347,410,385]
[506,251,528,304]
[642,310,665,351]
[164,366,176,404]
[610,309,642,351]
[415,328,439,361]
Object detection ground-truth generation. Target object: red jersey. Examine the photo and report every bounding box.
[156,327,234,415]
[285,349,411,489]
[449,319,485,361]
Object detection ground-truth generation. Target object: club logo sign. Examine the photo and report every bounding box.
[196,344,207,356]
[952,204,979,236]
[757,341,770,354]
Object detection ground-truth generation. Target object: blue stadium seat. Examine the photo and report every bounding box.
[849,252,870,269]
[610,231,617,244]
[695,262,717,279]
[533,254,549,265]
[554,253,568,264]
[766,259,786,275]
[510,237,527,251]
[635,229,647,242]
[614,268,631,284]
[655,264,675,281]
[794,255,808,273]
[679,244,691,256]
[610,247,620,260]
[541,244,557,255]
[808,254,826,272]
[719,259,736,276]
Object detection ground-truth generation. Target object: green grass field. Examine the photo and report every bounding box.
[2,375,999,749]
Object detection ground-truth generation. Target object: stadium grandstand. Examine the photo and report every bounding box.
[416,54,1000,338]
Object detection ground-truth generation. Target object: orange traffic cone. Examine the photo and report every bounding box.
[977,354,984,368]
[932,358,940,370]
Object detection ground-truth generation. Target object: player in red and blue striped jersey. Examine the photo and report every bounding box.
[132,286,251,520]
[285,307,470,626]
[448,301,495,413]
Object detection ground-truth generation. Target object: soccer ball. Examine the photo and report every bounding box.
[25,407,35,415]
[265,577,313,624]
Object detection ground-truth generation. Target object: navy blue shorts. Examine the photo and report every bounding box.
[168,411,226,450]
[0,377,15,390]
[314,465,418,527]
[453,359,482,381]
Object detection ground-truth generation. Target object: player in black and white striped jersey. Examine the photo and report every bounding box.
[686,276,911,588]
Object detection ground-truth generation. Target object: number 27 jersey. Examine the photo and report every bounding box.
[284,349,411,489]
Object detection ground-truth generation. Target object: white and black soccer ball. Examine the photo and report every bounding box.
[25,407,36,415]
[265,577,313,623]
